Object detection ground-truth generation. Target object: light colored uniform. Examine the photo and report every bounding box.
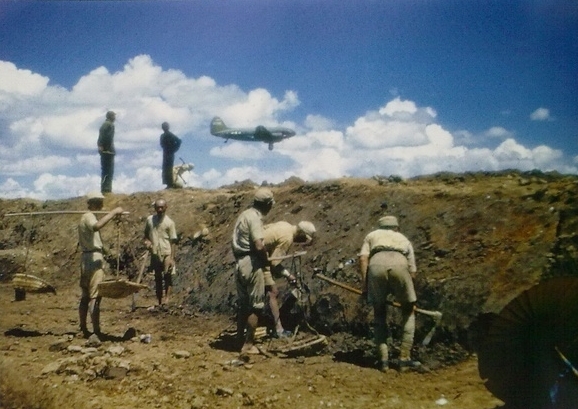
[263,221,297,286]
[359,228,417,362]
[145,214,177,257]
[359,229,417,305]
[144,214,177,282]
[78,212,105,299]
[232,207,266,310]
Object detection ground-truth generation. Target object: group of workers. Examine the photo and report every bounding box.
[231,187,421,371]
[97,111,182,194]
[84,128,422,372]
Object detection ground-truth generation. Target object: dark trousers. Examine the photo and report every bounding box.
[100,153,114,193]
[151,254,172,303]
[162,153,175,186]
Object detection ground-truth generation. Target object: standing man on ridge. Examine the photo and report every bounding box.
[97,111,116,195]
[160,122,182,189]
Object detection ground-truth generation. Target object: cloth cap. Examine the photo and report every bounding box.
[87,191,105,202]
[378,215,398,228]
[298,221,316,239]
[254,188,274,203]
[106,111,116,120]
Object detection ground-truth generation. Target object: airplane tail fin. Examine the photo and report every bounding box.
[210,117,228,135]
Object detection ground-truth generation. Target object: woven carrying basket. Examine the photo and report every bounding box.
[98,279,148,299]
[12,273,57,294]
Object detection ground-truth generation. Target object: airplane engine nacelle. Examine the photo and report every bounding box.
[254,125,272,141]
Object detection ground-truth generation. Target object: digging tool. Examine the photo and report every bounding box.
[268,250,307,262]
[131,251,149,311]
[313,270,364,295]
[312,270,442,345]
[420,319,440,347]
[175,157,194,186]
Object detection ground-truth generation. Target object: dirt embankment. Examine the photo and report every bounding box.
[0,170,577,408]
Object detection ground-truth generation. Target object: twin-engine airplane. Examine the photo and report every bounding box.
[210,116,296,150]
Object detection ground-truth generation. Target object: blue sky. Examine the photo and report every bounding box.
[1,0,577,200]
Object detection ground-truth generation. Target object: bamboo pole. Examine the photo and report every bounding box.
[115,222,121,276]
[4,211,130,217]
[131,251,149,311]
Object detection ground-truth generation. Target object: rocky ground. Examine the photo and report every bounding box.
[1,170,577,408]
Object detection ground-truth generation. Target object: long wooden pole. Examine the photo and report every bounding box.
[313,272,443,319]
[115,223,121,276]
[269,251,307,261]
[4,211,130,217]
[131,251,149,311]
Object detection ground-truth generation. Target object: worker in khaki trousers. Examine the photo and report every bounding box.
[358,215,421,372]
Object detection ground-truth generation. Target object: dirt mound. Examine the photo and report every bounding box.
[1,170,577,408]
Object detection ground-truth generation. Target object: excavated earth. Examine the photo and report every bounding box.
[0,170,577,409]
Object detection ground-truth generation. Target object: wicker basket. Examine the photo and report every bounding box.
[12,273,56,294]
[98,279,148,299]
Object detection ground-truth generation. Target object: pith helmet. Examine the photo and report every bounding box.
[87,191,105,202]
[378,215,398,228]
[298,221,316,239]
[254,188,274,203]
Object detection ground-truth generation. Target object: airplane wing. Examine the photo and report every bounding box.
[254,125,272,141]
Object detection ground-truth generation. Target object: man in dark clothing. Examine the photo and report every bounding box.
[160,122,182,189]
[97,111,116,194]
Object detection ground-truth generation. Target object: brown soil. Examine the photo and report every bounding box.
[1,170,577,409]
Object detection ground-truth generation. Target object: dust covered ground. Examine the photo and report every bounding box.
[1,171,577,408]
[0,283,501,409]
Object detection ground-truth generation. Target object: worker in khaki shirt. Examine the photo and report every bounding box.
[231,188,274,356]
[263,220,316,337]
[78,191,124,338]
[358,215,420,373]
[144,199,178,306]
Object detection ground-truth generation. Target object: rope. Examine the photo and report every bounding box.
[22,218,39,275]
[288,253,319,336]
[115,220,121,276]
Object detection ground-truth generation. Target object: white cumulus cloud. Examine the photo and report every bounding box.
[0,56,575,200]
[530,107,551,121]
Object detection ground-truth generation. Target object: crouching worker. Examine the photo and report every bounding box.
[264,220,316,338]
[358,215,421,372]
[78,191,124,338]
[144,199,178,306]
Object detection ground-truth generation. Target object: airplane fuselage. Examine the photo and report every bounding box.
[210,117,295,150]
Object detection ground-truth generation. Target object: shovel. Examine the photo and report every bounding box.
[131,252,149,311]
[312,270,442,346]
